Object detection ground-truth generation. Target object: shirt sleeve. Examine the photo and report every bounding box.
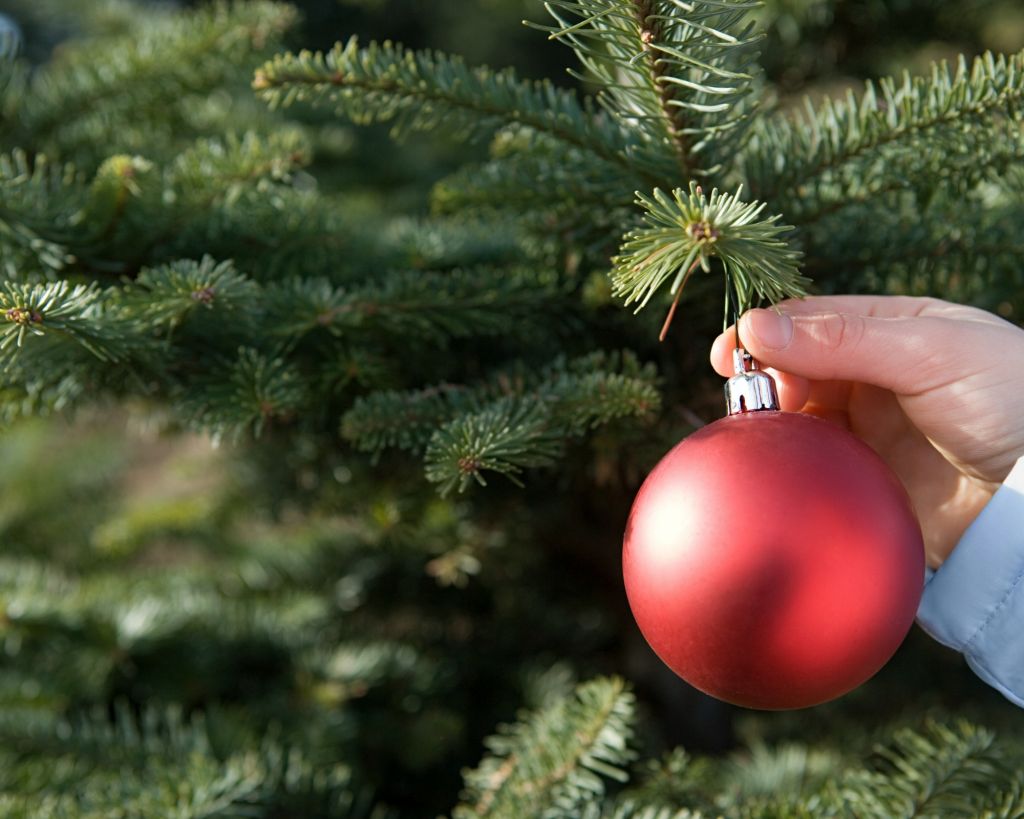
[916,456,1024,708]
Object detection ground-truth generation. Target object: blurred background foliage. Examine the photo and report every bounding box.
[1,0,1024,816]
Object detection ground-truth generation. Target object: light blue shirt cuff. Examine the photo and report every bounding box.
[916,456,1024,708]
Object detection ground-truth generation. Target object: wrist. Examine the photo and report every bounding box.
[929,474,999,569]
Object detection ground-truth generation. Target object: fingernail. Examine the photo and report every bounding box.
[745,309,793,350]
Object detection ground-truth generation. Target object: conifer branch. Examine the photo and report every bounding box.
[799,194,1024,303]
[178,346,306,442]
[168,130,311,204]
[342,384,460,456]
[119,131,313,271]
[432,128,638,239]
[384,217,529,274]
[0,257,574,437]
[0,702,369,817]
[986,771,1024,819]
[432,150,633,227]
[425,399,564,494]
[611,183,807,322]
[454,677,636,818]
[532,0,763,179]
[0,151,89,275]
[119,256,261,330]
[15,2,297,159]
[425,363,660,494]
[265,267,567,346]
[600,805,701,819]
[0,133,316,281]
[87,154,156,250]
[619,748,717,813]
[342,352,659,492]
[0,355,91,425]
[0,281,125,361]
[834,721,1007,817]
[745,50,1024,220]
[253,37,649,181]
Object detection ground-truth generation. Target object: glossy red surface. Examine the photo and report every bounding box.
[622,411,925,710]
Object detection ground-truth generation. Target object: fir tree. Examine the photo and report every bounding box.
[1,0,1024,816]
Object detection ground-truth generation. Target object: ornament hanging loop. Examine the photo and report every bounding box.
[732,347,756,375]
[725,348,779,414]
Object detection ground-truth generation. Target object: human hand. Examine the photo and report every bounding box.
[710,296,1024,569]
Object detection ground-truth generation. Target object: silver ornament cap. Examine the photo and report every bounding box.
[724,348,779,414]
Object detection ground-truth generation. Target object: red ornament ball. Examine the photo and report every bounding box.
[622,410,924,710]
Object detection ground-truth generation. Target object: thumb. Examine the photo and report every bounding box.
[736,306,956,395]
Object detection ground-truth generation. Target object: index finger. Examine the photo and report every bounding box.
[709,297,958,376]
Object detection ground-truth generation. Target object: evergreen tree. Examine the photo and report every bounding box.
[1,0,1024,816]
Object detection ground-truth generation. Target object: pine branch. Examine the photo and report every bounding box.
[454,677,636,819]
[382,216,529,273]
[619,749,717,814]
[982,770,1024,819]
[425,398,564,495]
[798,190,1024,306]
[264,266,568,346]
[833,721,1010,818]
[0,280,128,362]
[253,36,650,182]
[0,258,575,437]
[0,152,151,280]
[995,162,1024,198]
[119,256,261,331]
[0,355,91,425]
[0,130,317,282]
[595,804,702,819]
[179,188,366,282]
[109,130,313,272]
[341,383,472,456]
[425,361,660,494]
[545,356,663,432]
[744,50,1024,221]
[342,352,660,492]
[178,346,307,442]
[0,150,90,276]
[611,183,807,322]
[0,555,334,708]
[168,129,311,206]
[316,344,398,395]
[530,0,764,179]
[1,133,527,286]
[0,703,374,818]
[716,741,845,813]
[306,641,425,699]
[432,131,637,235]
[84,154,157,261]
[13,1,298,161]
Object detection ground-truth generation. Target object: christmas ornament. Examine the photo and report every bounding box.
[622,349,924,710]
